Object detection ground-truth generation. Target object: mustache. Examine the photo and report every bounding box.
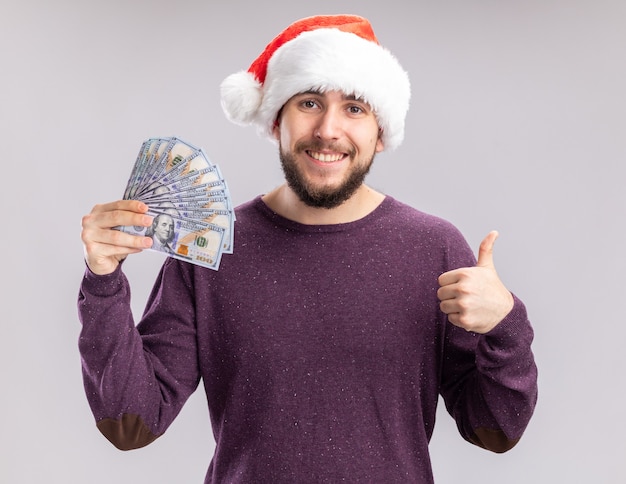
[294,140,356,158]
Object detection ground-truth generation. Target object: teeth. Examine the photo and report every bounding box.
[309,151,344,162]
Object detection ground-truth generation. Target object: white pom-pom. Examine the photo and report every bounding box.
[220,71,263,126]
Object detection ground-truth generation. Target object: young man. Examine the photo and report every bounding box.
[79,14,537,483]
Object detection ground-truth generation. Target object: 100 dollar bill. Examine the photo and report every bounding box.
[117,210,226,270]
[121,136,234,270]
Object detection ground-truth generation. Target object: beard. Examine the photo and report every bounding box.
[279,140,376,209]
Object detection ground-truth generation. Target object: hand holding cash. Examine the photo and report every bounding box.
[116,136,235,270]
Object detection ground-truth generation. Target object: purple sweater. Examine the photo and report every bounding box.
[78,196,537,483]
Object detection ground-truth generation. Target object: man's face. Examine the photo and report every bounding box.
[273,90,384,209]
[154,215,174,243]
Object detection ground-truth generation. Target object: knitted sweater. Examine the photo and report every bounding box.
[78,196,538,483]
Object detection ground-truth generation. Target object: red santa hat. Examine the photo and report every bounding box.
[220,14,411,151]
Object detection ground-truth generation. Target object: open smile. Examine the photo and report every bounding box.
[306,150,347,163]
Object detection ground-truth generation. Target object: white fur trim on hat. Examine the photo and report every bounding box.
[221,27,411,151]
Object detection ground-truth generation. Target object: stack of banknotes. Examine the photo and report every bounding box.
[117,136,234,270]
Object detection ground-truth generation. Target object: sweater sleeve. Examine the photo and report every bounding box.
[440,294,538,453]
[436,225,538,453]
[77,258,200,450]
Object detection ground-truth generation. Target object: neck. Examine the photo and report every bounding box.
[262,183,385,225]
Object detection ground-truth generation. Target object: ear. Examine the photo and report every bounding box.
[375,130,385,153]
[271,118,281,140]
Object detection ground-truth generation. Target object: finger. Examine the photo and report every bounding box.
[82,207,153,233]
[438,268,462,287]
[476,230,499,268]
[439,298,464,320]
[103,225,154,249]
[90,199,149,215]
[82,225,152,253]
[436,283,458,302]
[82,227,152,275]
[81,203,153,251]
[438,299,455,315]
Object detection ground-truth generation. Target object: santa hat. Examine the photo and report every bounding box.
[220,14,411,151]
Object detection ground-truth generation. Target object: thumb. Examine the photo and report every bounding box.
[476,230,499,268]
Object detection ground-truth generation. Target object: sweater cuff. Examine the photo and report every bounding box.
[81,261,128,298]
[482,294,533,349]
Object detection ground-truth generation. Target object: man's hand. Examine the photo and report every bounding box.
[437,231,514,334]
[81,200,154,275]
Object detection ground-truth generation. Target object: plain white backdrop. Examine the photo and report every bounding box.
[1,0,624,482]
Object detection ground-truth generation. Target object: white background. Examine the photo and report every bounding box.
[1,0,624,482]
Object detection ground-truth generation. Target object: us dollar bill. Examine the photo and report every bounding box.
[119,210,227,270]
[119,136,234,269]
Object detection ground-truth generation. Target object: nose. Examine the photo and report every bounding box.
[314,106,342,140]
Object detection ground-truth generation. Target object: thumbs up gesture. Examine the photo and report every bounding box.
[437,231,515,334]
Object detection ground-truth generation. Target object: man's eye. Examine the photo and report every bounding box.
[302,100,317,109]
[348,105,364,114]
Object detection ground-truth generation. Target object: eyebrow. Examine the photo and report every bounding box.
[298,89,368,104]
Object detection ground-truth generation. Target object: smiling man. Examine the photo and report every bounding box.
[78,14,538,483]
[265,89,385,223]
